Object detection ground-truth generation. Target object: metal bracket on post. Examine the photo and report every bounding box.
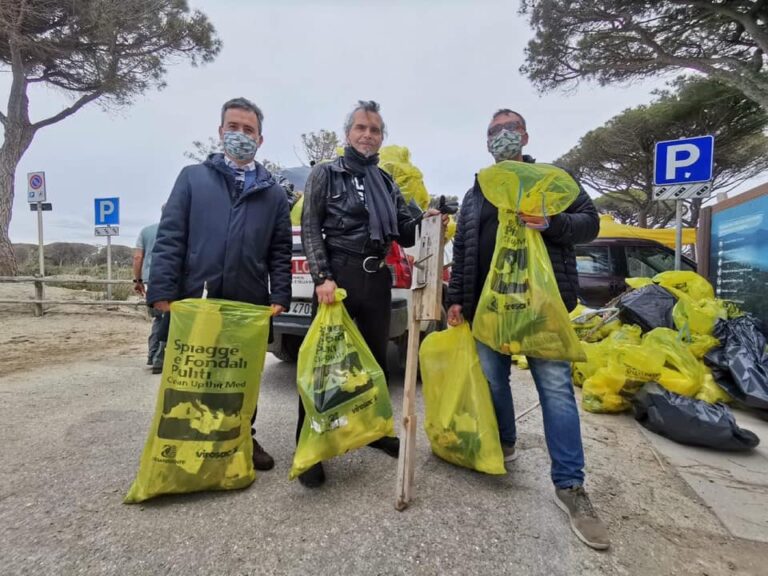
[395,215,444,511]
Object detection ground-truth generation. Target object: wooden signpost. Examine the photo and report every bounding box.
[395,215,444,511]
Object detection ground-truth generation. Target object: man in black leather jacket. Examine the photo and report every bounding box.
[446,109,609,550]
[298,100,439,488]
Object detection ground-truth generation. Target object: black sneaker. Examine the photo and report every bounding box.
[368,436,400,458]
[252,439,275,471]
[298,462,325,488]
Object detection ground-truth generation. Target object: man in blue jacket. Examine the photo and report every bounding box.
[147,97,292,471]
[446,109,609,550]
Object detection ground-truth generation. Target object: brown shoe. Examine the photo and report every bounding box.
[555,486,610,550]
[252,439,274,471]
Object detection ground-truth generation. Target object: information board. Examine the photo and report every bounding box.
[708,191,768,326]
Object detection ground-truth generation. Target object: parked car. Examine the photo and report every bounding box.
[575,237,696,307]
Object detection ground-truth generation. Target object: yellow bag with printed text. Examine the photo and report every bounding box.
[290,289,394,479]
[125,299,272,503]
[472,162,584,361]
[420,324,505,474]
[581,340,664,413]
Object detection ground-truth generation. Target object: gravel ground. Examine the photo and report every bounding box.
[1,301,766,575]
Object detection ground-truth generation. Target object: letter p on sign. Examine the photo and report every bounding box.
[665,144,700,180]
[654,135,714,186]
[94,197,120,226]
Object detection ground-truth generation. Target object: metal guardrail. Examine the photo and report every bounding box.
[0,275,146,317]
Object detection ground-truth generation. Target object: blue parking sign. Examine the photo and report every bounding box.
[654,135,714,186]
[94,197,120,225]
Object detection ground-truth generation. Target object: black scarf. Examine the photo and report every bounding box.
[342,145,399,244]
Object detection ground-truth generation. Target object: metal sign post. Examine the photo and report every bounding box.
[395,215,444,511]
[652,136,715,270]
[94,198,120,300]
[674,201,683,270]
[27,172,47,317]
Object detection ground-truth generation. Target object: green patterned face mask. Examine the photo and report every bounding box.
[487,129,523,162]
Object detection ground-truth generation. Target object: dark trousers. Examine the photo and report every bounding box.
[295,253,392,442]
[148,308,166,361]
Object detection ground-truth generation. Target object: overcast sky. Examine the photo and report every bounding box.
[5,0,765,246]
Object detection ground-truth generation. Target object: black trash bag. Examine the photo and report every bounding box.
[704,315,768,411]
[618,284,676,333]
[632,383,760,451]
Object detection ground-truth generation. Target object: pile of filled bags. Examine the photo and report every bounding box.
[569,271,765,451]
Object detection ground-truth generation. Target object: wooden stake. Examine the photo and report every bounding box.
[395,216,444,511]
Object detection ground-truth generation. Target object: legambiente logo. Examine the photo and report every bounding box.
[161,445,177,458]
[153,444,185,465]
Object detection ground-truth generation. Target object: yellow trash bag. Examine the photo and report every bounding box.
[125,299,272,503]
[290,195,304,226]
[625,277,653,290]
[607,324,643,345]
[290,289,394,479]
[673,295,727,336]
[379,145,430,210]
[472,161,584,361]
[445,215,457,241]
[582,369,630,413]
[512,354,529,370]
[420,324,505,474]
[642,328,704,397]
[570,305,621,342]
[573,341,609,387]
[696,367,732,404]
[653,271,714,302]
[580,341,663,412]
[472,221,585,361]
[477,161,580,216]
[606,343,664,395]
[686,334,721,359]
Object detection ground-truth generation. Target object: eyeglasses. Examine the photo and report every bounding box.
[487,120,525,137]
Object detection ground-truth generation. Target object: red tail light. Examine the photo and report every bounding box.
[386,241,413,289]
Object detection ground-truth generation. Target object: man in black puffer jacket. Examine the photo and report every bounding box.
[446,109,609,550]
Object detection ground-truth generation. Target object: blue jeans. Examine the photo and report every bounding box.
[475,339,585,489]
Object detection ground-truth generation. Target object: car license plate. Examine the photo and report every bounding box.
[288,301,312,316]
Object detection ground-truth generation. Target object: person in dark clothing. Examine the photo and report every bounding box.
[298,100,442,488]
[446,109,609,550]
[147,97,292,472]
